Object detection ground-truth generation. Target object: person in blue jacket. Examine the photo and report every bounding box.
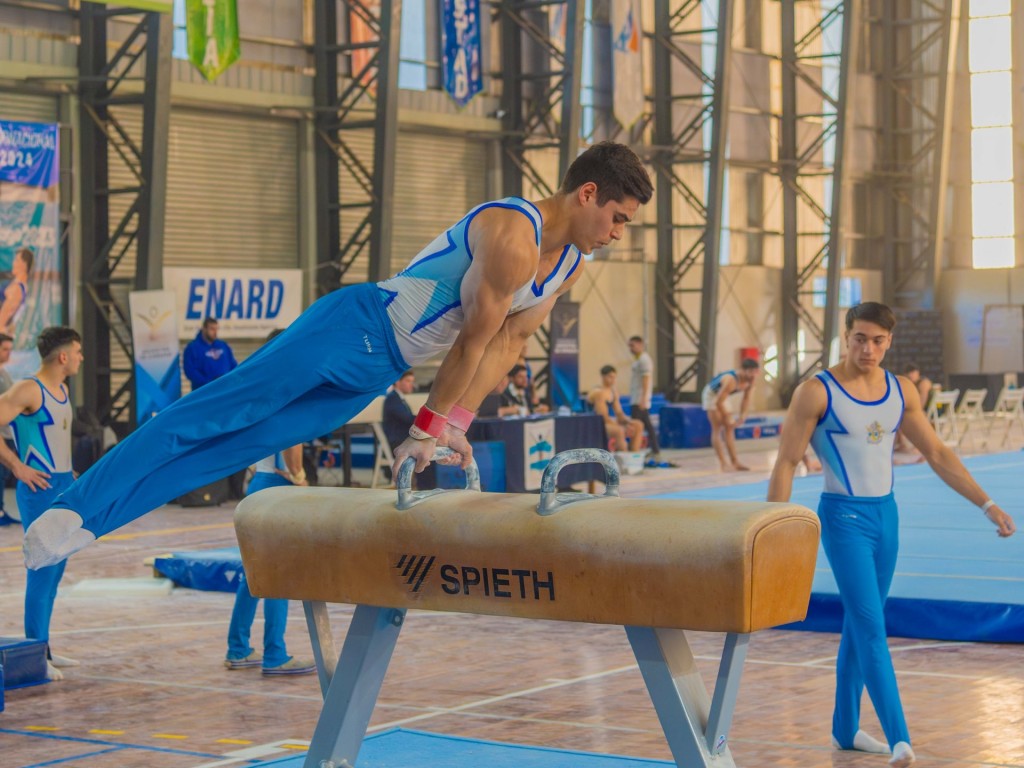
[183,317,237,389]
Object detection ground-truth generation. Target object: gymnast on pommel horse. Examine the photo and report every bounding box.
[234,448,820,768]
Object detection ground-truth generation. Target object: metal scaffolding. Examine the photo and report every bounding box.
[496,0,584,198]
[313,0,401,292]
[496,0,585,399]
[78,5,171,428]
[651,0,734,399]
[878,0,959,309]
[778,0,857,397]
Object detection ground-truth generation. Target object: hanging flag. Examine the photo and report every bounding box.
[611,0,644,129]
[85,0,173,11]
[186,0,240,81]
[442,0,483,107]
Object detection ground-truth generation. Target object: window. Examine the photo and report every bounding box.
[969,1,1015,268]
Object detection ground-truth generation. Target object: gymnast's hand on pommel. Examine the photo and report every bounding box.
[392,434,437,477]
[438,425,473,469]
[985,504,1016,538]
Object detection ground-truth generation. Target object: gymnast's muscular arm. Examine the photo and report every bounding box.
[0,379,50,490]
[767,378,825,503]
[392,210,539,473]
[898,376,1015,537]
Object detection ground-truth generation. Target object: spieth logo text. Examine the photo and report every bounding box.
[394,554,555,601]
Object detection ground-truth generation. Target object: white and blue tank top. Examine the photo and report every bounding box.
[254,452,285,475]
[12,377,73,474]
[377,197,583,365]
[809,370,905,498]
[707,370,736,394]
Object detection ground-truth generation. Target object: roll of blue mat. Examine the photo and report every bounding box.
[153,548,243,593]
[0,637,48,690]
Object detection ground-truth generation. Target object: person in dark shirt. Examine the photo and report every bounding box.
[183,317,238,390]
[382,370,435,488]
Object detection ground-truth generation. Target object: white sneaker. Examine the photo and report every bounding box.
[46,661,64,681]
[890,742,916,767]
[50,653,79,668]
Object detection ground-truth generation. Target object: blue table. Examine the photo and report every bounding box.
[467,413,607,492]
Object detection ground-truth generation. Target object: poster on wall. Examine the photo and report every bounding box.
[523,417,555,491]
[162,266,303,339]
[548,300,580,410]
[129,289,181,425]
[0,120,63,380]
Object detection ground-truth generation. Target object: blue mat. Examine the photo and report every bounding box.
[650,452,1024,642]
[253,728,671,767]
[153,547,242,593]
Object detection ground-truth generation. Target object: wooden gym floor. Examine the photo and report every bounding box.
[1,438,1021,768]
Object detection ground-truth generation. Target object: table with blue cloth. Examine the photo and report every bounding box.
[467,413,607,493]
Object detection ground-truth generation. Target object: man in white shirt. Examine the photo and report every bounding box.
[628,336,671,466]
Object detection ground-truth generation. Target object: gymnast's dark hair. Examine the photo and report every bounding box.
[38,326,81,361]
[845,302,897,332]
[560,142,653,206]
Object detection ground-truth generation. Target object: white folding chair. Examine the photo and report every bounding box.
[349,397,392,488]
[987,386,1024,448]
[926,389,960,450]
[955,387,988,451]
[350,392,432,489]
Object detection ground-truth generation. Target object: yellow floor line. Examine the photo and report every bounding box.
[88,729,125,735]
[216,738,253,745]
[152,733,189,740]
[23,726,59,732]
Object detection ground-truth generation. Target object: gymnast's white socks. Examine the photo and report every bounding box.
[23,508,95,570]
[832,730,890,754]
[889,741,916,767]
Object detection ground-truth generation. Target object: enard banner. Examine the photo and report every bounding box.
[0,119,62,380]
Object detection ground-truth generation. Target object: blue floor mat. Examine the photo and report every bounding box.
[649,452,1024,642]
[253,728,672,767]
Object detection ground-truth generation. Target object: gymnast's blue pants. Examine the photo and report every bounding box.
[227,472,292,667]
[818,492,910,749]
[19,472,75,645]
[50,283,408,540]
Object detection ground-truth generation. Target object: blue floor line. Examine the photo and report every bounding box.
[0,727,225,759]
[21,746,125,768]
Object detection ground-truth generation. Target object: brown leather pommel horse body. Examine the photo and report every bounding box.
[235,449,819,768]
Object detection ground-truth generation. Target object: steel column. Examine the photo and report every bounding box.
[78,5,170,429]
[313,0,401,289]
[879,0,960,308]
[778,0,855,397]
[652,0,734,398]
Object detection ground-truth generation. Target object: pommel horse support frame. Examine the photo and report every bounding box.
[235,449,820,768]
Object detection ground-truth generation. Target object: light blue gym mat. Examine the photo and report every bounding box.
[649,451,1024,642]
[253,728,672,767]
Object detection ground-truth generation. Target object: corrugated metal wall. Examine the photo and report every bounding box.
[0,91,59,123]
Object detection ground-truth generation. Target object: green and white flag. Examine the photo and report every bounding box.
[186,0,240,81]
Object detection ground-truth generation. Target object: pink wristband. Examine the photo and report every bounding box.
[448,404,474,432]
[411,406,447,439]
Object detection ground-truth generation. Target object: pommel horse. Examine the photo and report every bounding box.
[234,449,819,768]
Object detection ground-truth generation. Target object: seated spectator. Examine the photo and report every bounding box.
[478,374,517,418]
[501,365,550,416]
[589,365,644,452]
[382,370,435,488]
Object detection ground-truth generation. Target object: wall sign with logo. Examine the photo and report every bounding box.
[163,267,302,339]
